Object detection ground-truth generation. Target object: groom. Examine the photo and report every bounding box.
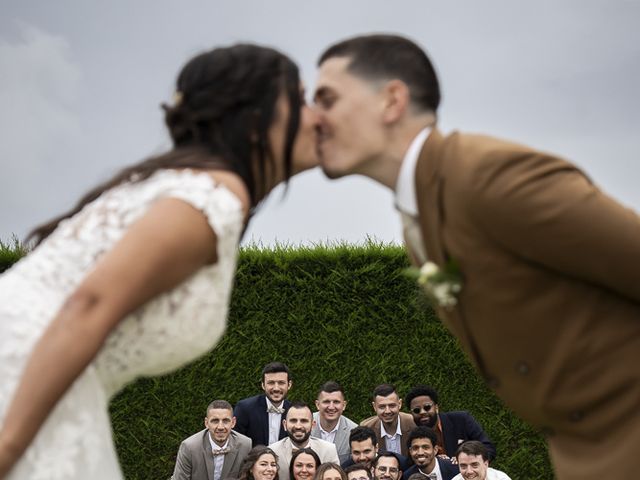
[313,34,640,479]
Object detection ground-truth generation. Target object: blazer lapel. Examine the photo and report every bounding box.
[221,433,239,479]
[414,129,487,377]
[415,128,447,266]
[201,431,215,480]
[259,395,270,445]
[335,417,348,456]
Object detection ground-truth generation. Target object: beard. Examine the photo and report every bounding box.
[288,429,312,446]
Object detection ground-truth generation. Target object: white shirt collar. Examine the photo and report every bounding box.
[419,458,441,478]
[395,126,432,217]
[319,420,340,435]
[380,417,403,438]
[265,397,283,411]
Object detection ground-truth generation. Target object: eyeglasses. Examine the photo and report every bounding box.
[411,403,434,415]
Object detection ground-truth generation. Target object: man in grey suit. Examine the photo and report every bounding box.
[311,381,358,464]
[172,399,252,480]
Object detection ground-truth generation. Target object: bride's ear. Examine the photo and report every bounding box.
[382,80,410,124]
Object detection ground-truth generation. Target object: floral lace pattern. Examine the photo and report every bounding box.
[0,169,244,479]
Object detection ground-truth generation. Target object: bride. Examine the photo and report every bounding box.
[0,43,319,479]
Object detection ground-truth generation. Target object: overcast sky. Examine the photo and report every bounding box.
[2,0,639,246]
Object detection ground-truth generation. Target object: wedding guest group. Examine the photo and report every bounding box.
[172,375,507,480]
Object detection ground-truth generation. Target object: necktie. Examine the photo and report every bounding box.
[427,473,437,480]
[267,405,285,414]
[212,447,230,456]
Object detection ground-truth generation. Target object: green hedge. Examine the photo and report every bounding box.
[1,240,552,479]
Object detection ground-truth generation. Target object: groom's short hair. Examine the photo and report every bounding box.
[318,34,440,114]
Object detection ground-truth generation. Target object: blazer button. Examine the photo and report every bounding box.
[569,410,585,422]
[515,361,530,375]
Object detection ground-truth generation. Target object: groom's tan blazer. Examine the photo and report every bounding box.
[411,129,640,480]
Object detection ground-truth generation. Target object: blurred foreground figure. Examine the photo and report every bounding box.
[0,42,320,479]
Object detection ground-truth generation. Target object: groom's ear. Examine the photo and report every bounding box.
[381,79,410,124]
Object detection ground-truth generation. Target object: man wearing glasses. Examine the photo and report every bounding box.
[372,452,403,480]
[405,386,496,462]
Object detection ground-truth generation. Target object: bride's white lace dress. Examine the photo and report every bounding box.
[0,169,244,479]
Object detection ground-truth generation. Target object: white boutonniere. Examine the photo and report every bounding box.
[407,260,462,309]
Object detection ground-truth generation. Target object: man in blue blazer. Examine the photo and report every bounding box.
[234,362,292,447]
[405,386,496,461]
[402,427,459,480]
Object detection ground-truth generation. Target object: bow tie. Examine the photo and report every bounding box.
[267,405,285,414]
[212,447,230,456]
[421,471,437,480]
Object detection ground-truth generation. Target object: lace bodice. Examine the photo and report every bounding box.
[1,169,244,397]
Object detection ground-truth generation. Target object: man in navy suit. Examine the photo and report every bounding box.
[234,362,292,446]
[402,427,458,480]
[405,386,495,461]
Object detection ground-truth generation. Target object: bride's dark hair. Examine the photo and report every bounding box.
[28,43,301,245]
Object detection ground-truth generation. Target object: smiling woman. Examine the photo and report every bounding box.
[239,446,280,480]
[290,448,321,480]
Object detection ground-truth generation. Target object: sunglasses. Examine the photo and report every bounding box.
[411,403,435,414]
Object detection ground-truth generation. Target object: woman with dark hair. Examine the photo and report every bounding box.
[290,447,321,480]
[0,43,319,479]
[238,446,279,480]
[314,463,347,480]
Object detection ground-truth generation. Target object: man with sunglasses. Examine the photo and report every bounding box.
[405,386,495,462]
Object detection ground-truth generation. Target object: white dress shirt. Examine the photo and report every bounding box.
[380,418,403,455]
[266,398,283,445]
[395,127,432,264]
[318,421,339,444]
[208,433,229,480]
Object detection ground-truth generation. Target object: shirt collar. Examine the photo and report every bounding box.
[419,458,441,477]
[380,418,403,438]
[319,419,340,435]
[265,397,283,411]
[395,126,432,217]
[288,437,311,449]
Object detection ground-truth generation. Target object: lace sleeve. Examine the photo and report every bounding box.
[151,169,245,240]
